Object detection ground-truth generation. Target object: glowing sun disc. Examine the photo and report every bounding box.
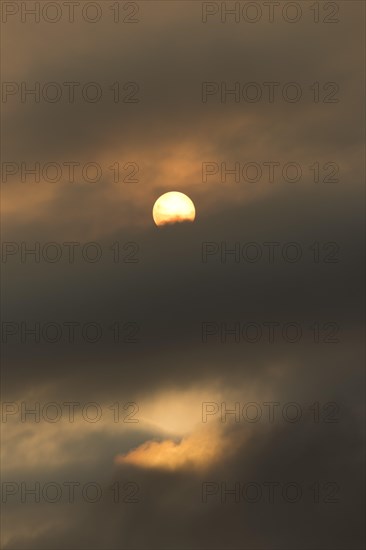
[152,192,196,227]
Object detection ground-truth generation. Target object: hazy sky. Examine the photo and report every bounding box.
[1,1,365,549]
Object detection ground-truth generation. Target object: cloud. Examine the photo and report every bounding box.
[115,426,223,471]
[1,1,364,548]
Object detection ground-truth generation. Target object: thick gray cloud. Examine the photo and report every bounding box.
[1,1,364,549]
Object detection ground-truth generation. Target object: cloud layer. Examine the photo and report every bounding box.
[1,1,364,548]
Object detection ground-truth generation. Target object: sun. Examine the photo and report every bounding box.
[152,191,196,227]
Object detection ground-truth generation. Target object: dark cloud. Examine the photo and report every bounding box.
[1,1,364,549]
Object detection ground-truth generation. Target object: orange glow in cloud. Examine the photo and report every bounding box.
[115,426,225,471]
[115,423,243,471]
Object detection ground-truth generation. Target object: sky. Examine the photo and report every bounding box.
[1,1,365,549]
